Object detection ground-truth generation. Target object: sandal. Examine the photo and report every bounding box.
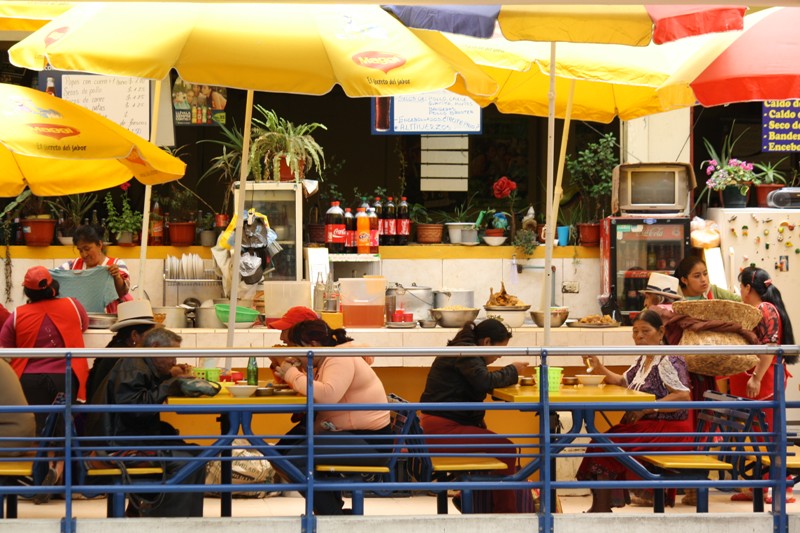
[32,467,58,505]
[731,491,754,502]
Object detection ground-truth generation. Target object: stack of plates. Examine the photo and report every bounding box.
[166,253,205,279]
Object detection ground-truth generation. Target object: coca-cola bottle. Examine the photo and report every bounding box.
[344,207,356,254]
[325,201,345,254]
[368,207,380,254]
[359,196,370,212]
[384,196,397,246]
[373,197,383,244]
[397,196,410,246]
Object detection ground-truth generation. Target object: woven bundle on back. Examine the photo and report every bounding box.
[672,299,760,330]
[679,329,760,376]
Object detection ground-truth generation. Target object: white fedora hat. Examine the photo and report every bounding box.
[640,272,683,300]
[110,300,157,331]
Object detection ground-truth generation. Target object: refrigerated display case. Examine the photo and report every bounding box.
[232,181,303,281]
[601,216,690,323]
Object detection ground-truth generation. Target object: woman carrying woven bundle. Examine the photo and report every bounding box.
[674,256,740,301]
[577,310,693,512]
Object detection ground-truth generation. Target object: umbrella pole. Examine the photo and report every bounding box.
[137,78,162,300]
[542,43,557,347]
[225,89,255,368]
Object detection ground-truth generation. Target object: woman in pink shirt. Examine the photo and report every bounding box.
[272,319,389,515]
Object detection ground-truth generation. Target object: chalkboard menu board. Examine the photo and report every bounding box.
[61,75,150,140]
[371,89,481,135]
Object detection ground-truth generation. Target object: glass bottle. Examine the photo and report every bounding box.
[90,209,100,228]
[313,272,326,313]
[246,356,258,386]
[45,77,56,96]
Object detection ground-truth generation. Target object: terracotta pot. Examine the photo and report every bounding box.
[577,223,600,246]
[415,223,444,244]
[169,221,197,246]
[21,218,56,246]
[279,157,305,182]
[484,228,505,237]
[755,184,783,207]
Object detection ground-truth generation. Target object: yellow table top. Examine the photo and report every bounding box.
[492,383,655,403]
[167,391,307,405]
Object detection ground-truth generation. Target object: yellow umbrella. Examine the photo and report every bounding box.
[9,2,496,349]
[0,82,184,197]
[440,33,697,123]
[0,1,72,32]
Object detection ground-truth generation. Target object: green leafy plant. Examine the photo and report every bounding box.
[512,228,538,257]
[104,182,143,238]
[1,189,32,302]
[199,122,245,214]
[753,158,788,185]
[442,191,479,223]
[409,203,433,224]
[45,193,98,234]
[249,105,326,182]
[566,132,618,222]
[696,124,755,206]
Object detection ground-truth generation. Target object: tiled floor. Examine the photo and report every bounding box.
[14,489,798,518]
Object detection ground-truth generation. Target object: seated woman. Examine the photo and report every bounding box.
[272,319,390,515]
[419,318,531,513]
[578,309,693,512]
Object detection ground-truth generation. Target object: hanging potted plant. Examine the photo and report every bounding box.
[752,158,788,207]
[104,182,142,246]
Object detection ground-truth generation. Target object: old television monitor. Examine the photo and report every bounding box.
[614,162,695,217]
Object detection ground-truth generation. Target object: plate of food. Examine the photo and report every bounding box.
[274,389,298,396]
[567,314,621,328]
[386,321,417,329]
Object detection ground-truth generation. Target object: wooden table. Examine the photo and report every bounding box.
[167,389,308,516]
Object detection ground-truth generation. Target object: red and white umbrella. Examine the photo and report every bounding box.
[667,7,800,106]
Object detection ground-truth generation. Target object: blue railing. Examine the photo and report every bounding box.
[0,343,797,533]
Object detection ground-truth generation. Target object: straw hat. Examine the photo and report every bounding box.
[110,300,157,331]
[640,272,682,300]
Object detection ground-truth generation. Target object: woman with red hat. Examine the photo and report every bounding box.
[0,265,89,502]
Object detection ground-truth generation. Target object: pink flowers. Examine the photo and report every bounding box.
[702,157,755,192]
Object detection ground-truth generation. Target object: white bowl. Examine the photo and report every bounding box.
[484,307,527,328]
[482,236,507,246]
[576,374,605,386]
[227,385,257,397]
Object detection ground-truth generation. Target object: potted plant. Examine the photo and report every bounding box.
[512,228,538,258]
[1,189,32,301]
[198,211,216,247]
[570,202,600,247]
[696,126,755,208]
[104,182,142,246]
[20,193,56,246]
[249,105,326,182]
[411,204,444,244]
[565,132,618,223]
[46,193,98,245]
[158,182,199,246]
[752,158,788,207]
[442,192,479,244]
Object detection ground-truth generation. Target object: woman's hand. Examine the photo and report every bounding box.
[746,374,762,398]
[583,355,601,372]
[107,264,122,280]
[511,362,529,373]
[620,410,647,424]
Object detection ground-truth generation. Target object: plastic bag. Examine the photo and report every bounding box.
[205,439,277,498]
[690,216,720,248]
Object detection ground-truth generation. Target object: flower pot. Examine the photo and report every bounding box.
[445,222,473,244]
[115,230,135,246]
[200,229,217,247]
[577,222,600,246]
[21,218,56,246]
[415,223,444,244]
[720,185,749,208]
[169,221,197,246]
[279,157,305,182]
[484,228,505,237]
[755,184,784,207]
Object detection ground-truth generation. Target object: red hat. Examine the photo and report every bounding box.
[23,266,53,291]
[268,306,319,330]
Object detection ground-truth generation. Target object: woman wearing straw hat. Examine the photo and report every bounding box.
[639,272,682,324]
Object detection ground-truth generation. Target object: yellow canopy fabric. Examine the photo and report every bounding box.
[9,2,497,99]
[0,83,185,197]
[439,33,698,123]
[0,1,72,32]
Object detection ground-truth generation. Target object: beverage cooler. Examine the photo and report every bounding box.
[601,217,691,323]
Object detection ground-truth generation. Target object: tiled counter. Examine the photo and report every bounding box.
[84,325,635,369]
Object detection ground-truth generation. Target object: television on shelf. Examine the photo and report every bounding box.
[612,162,696,217]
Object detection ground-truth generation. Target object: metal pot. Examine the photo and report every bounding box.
[151,306,190,329]
[385,282,434,322]
[433,289,475,310]
[195,306,225,329]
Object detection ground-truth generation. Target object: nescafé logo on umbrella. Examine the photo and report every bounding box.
[352,52,406,74]
[28,123,80,141]
[45,26,69,47]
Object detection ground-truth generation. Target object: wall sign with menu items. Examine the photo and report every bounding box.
[371,90,481,135]
[762,100,800,153]
[172,76,227,126]
[59,74,150,140]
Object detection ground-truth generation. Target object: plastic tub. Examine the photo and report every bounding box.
[339,277,386,328]
[193,367,221,382]
[215,304,259,323]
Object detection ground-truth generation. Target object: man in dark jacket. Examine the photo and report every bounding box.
[87,327,204,517]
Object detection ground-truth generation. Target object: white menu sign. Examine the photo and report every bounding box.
[392,90,481,134]
[61,74,150,140]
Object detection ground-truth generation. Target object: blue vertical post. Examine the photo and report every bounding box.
[539,350,553,533]
[303,350,316,533]
[63,351,74,533]
[772,349,788,533]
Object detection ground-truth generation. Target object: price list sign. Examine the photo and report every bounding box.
[762,100,800,153]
